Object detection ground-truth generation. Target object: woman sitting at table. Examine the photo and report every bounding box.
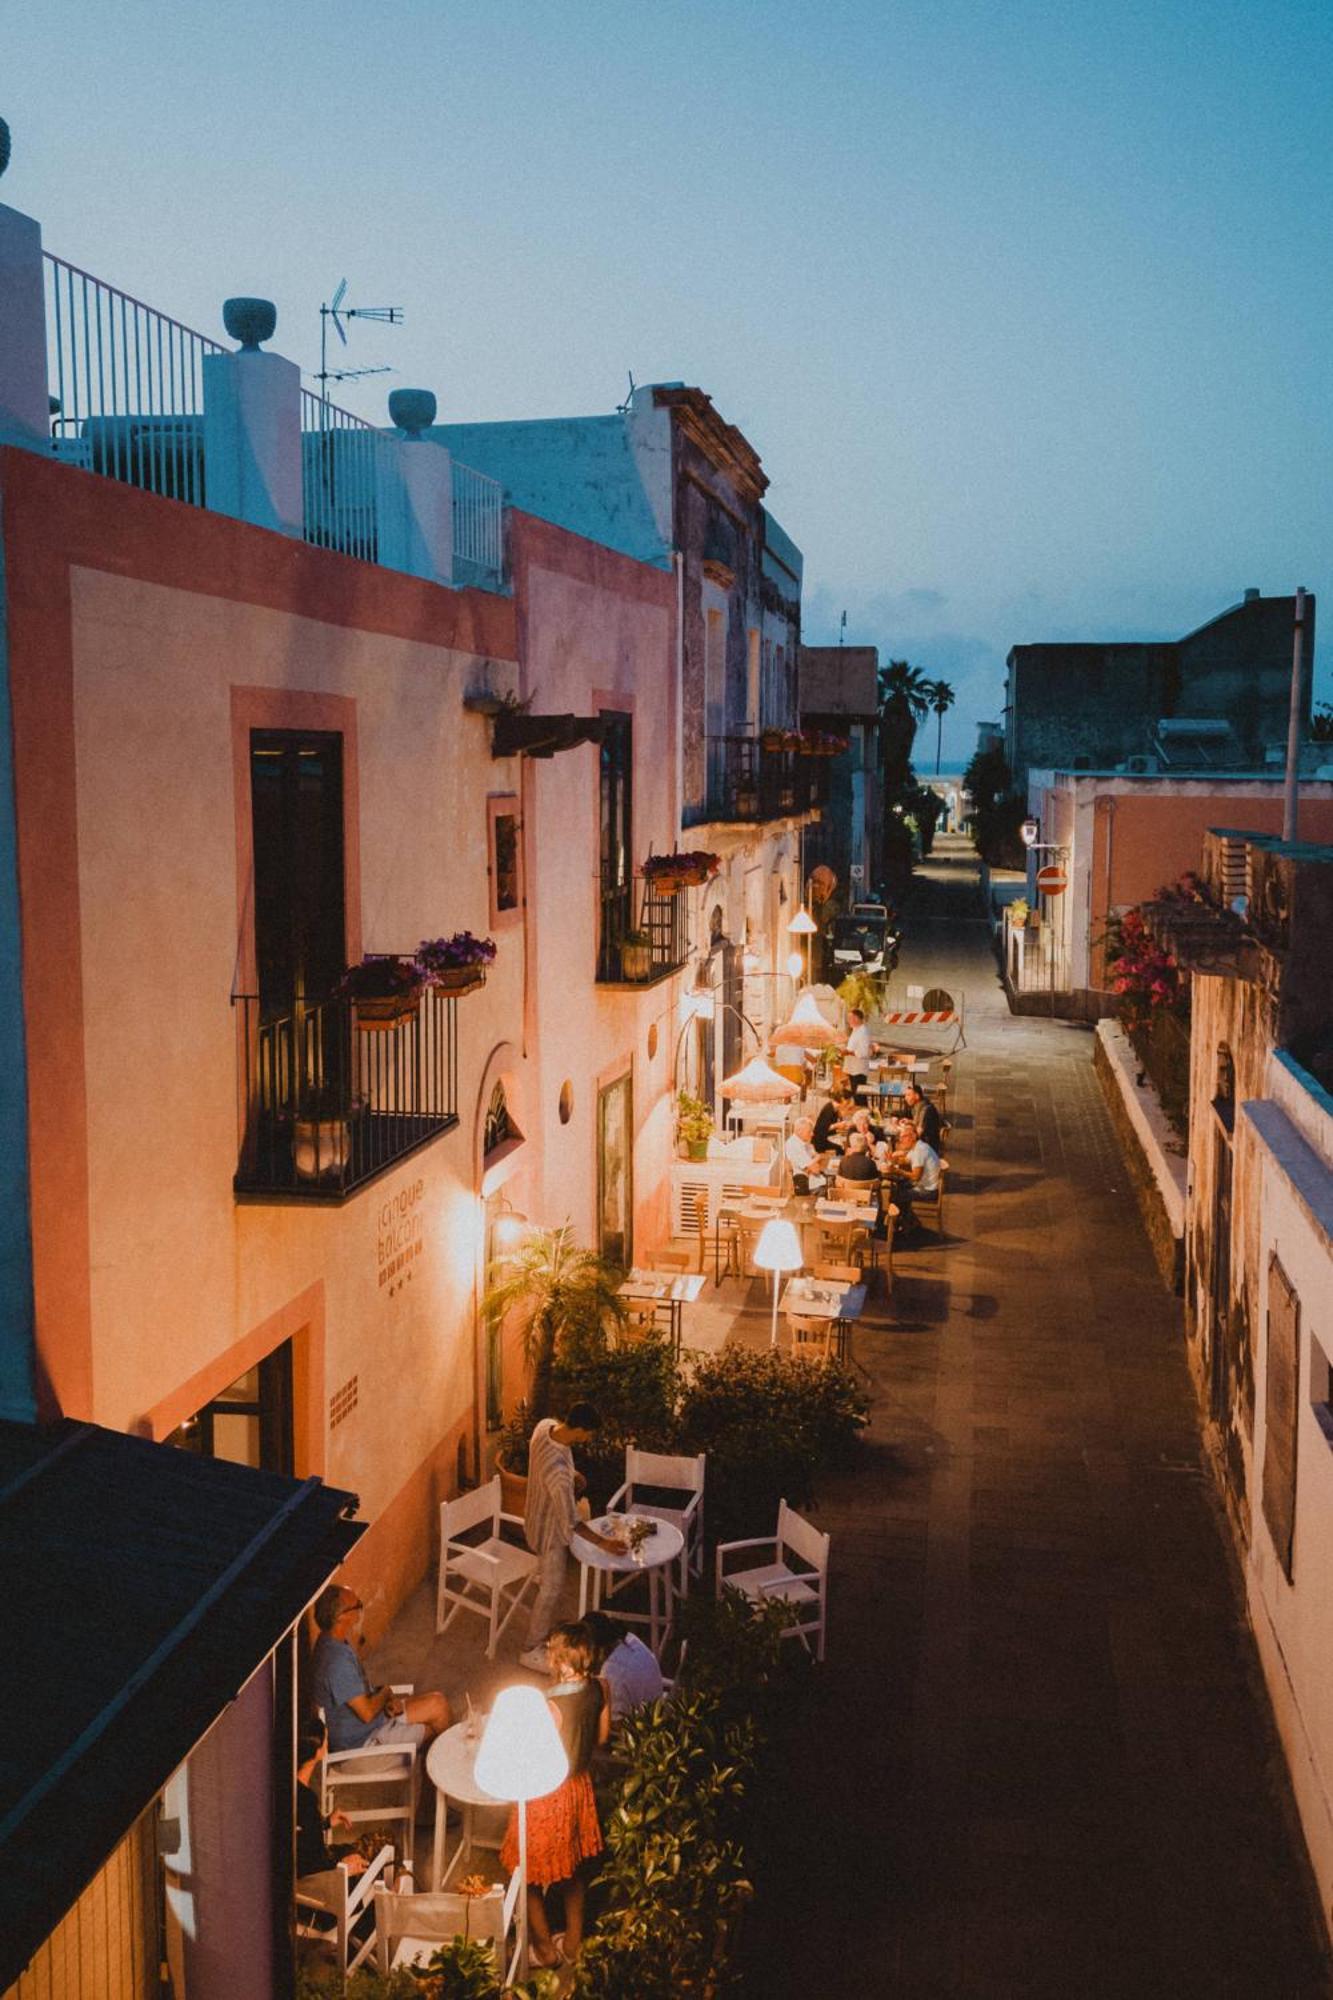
[849,1106,887,1147]
[500,1620,609,1970]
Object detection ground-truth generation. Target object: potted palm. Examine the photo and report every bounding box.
[415,930,497,996]
[677,1090,714,1161]
[482,1226,629,1506]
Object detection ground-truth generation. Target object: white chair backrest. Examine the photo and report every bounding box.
[441,1477,500,1540]
[627,1446,705,1495]
[373,1884,506,1972]
[778,1499,829,1575]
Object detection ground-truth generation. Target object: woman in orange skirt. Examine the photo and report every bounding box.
[502,1620,610,1968]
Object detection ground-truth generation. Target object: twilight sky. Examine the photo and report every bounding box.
[7,0,1330,764]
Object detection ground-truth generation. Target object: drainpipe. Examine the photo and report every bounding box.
[1282,586,1308,843]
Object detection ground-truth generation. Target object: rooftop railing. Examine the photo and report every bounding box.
[43,251,220,507]
[300,387,396,566]
[232,985,458,1200]
[451,458,505,585]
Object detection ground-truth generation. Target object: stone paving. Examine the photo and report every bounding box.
[370,835,1332,1996]
[741,837,1332,1998]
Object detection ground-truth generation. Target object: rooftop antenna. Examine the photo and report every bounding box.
[317,278,404,400]
[616,369,637,414]
[839,610,847,646]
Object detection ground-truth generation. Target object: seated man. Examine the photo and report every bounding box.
[902,1081,943,1153]
[836,1132,881,1183]
[888,1120,941,1233]
[311,1584,451,1754]
[813,1089,857,1154]
[585,1610,665,1725]
[785,1115,832,1188]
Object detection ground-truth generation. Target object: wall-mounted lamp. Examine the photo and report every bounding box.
[785,951,804,980]
[1021,817,1040,848]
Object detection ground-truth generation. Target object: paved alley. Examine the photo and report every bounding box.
[743,835,1331,1997]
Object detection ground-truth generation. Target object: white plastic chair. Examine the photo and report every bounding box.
[715,1499,830,1661]
[436,1477,539,1658]
[372,1872,522,1985]
[607,1447,706,1596]
[296,1842,396,1977]
[322,1696,418,1873]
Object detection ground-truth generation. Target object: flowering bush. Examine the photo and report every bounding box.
[338,953,422,1000]
[1104,906,1181,1028]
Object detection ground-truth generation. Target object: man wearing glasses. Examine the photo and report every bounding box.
[311,1584,451,1752]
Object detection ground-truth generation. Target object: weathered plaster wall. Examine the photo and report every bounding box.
[1242,1060,1333,1939]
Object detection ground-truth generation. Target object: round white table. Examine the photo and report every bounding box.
[573,1514,685,1656]
[427,1720,505,1891]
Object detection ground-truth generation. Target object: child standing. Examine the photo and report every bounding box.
[502,1620,609,1969]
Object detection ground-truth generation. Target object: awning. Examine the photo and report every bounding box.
[0,1418,363,1987]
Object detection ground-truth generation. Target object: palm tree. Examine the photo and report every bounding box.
[877,660,932,794]
[482,1224,627,1423]
[926,679,956,774]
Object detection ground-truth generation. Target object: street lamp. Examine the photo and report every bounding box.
[1020,817,1039,848]
[474,1685,568,1980]
[786,903,818,986]
[753,1217,804,1349]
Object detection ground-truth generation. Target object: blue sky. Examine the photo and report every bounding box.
[7,0,1330,763]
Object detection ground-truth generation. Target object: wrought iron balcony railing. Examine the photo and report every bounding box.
[597,880,690,986]
[683,735,827,828]
[233,985,458,1200]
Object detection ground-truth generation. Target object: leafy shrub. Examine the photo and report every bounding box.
[674,1348,867,1546]
[553,1330,678,1510]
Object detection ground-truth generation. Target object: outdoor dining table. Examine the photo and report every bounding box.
[617,1270,706,1356]
[573,1512,684,1654]
[779,1274,868,1363]
[427,1716,504,1892]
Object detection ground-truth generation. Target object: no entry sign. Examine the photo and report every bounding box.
[1036,863,1068,896]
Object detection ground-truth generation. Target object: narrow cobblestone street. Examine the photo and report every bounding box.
[744,835,1332,1998]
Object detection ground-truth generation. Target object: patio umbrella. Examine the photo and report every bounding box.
[771,989,842,1049]
[719,1055,801,1102]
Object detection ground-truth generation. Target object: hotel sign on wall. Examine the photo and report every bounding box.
[379,1177,426,1295]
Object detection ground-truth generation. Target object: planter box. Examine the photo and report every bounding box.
[433,966,487,996]
[353,991,421,1031]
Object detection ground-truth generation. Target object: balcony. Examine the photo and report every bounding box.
[233,987,458,1201]
[683,735,826,829]
[597,882,690,987]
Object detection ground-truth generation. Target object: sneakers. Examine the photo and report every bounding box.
[519,1644,550,1673]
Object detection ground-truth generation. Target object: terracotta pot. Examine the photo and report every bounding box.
[434,965,487,995]
[353,991,421,1030]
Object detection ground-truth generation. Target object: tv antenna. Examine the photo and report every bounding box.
[317,278,404,394]
[616,369,637,414]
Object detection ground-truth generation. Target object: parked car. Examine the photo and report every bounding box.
[829,901,900,975]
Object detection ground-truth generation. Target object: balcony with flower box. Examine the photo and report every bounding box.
[596,881,691,988]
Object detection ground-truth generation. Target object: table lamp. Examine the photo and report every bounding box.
[474,1684,568,1977]
[753,1216,804,1349]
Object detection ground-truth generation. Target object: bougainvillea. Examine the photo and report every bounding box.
[1104,905,1182,1029]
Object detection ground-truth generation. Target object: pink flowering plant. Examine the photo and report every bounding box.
[414,932,497,980]
[1104,905,1182,1030]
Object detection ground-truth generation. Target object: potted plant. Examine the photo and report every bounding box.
[292,1081,356,1183]
[760,727,785,753]
[677,1090,714,1161]
[640,850,721,894]
[415,931,497,996]
[339,954,423,1030]
[619,929,653,981]
[482,1226,629,1499]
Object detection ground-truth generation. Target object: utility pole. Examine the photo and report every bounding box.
[1282,586,1309,842]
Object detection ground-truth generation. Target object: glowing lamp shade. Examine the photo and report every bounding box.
[786,905,818,935]
[785,951,804,979]
[1020,817,1039,848]
[772,990,841,1049]
[474,1685,568,1803]
[719,1056,800,1102]
[753,1218,804,1273]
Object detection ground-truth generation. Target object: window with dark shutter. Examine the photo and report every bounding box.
[1262,1255,1300,1581]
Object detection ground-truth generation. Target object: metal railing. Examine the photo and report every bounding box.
[233,985,458,1199]
[451,458,504,582]
[597,880,690,985]
[300,387,397,564]
[43,252,220,506]
[685,735,826,827]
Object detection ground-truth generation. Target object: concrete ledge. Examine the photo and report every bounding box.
[1093,1019,1186,1292]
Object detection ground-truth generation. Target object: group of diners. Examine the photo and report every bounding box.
[302,1568,663,1974]
[785,1064,942,1236]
